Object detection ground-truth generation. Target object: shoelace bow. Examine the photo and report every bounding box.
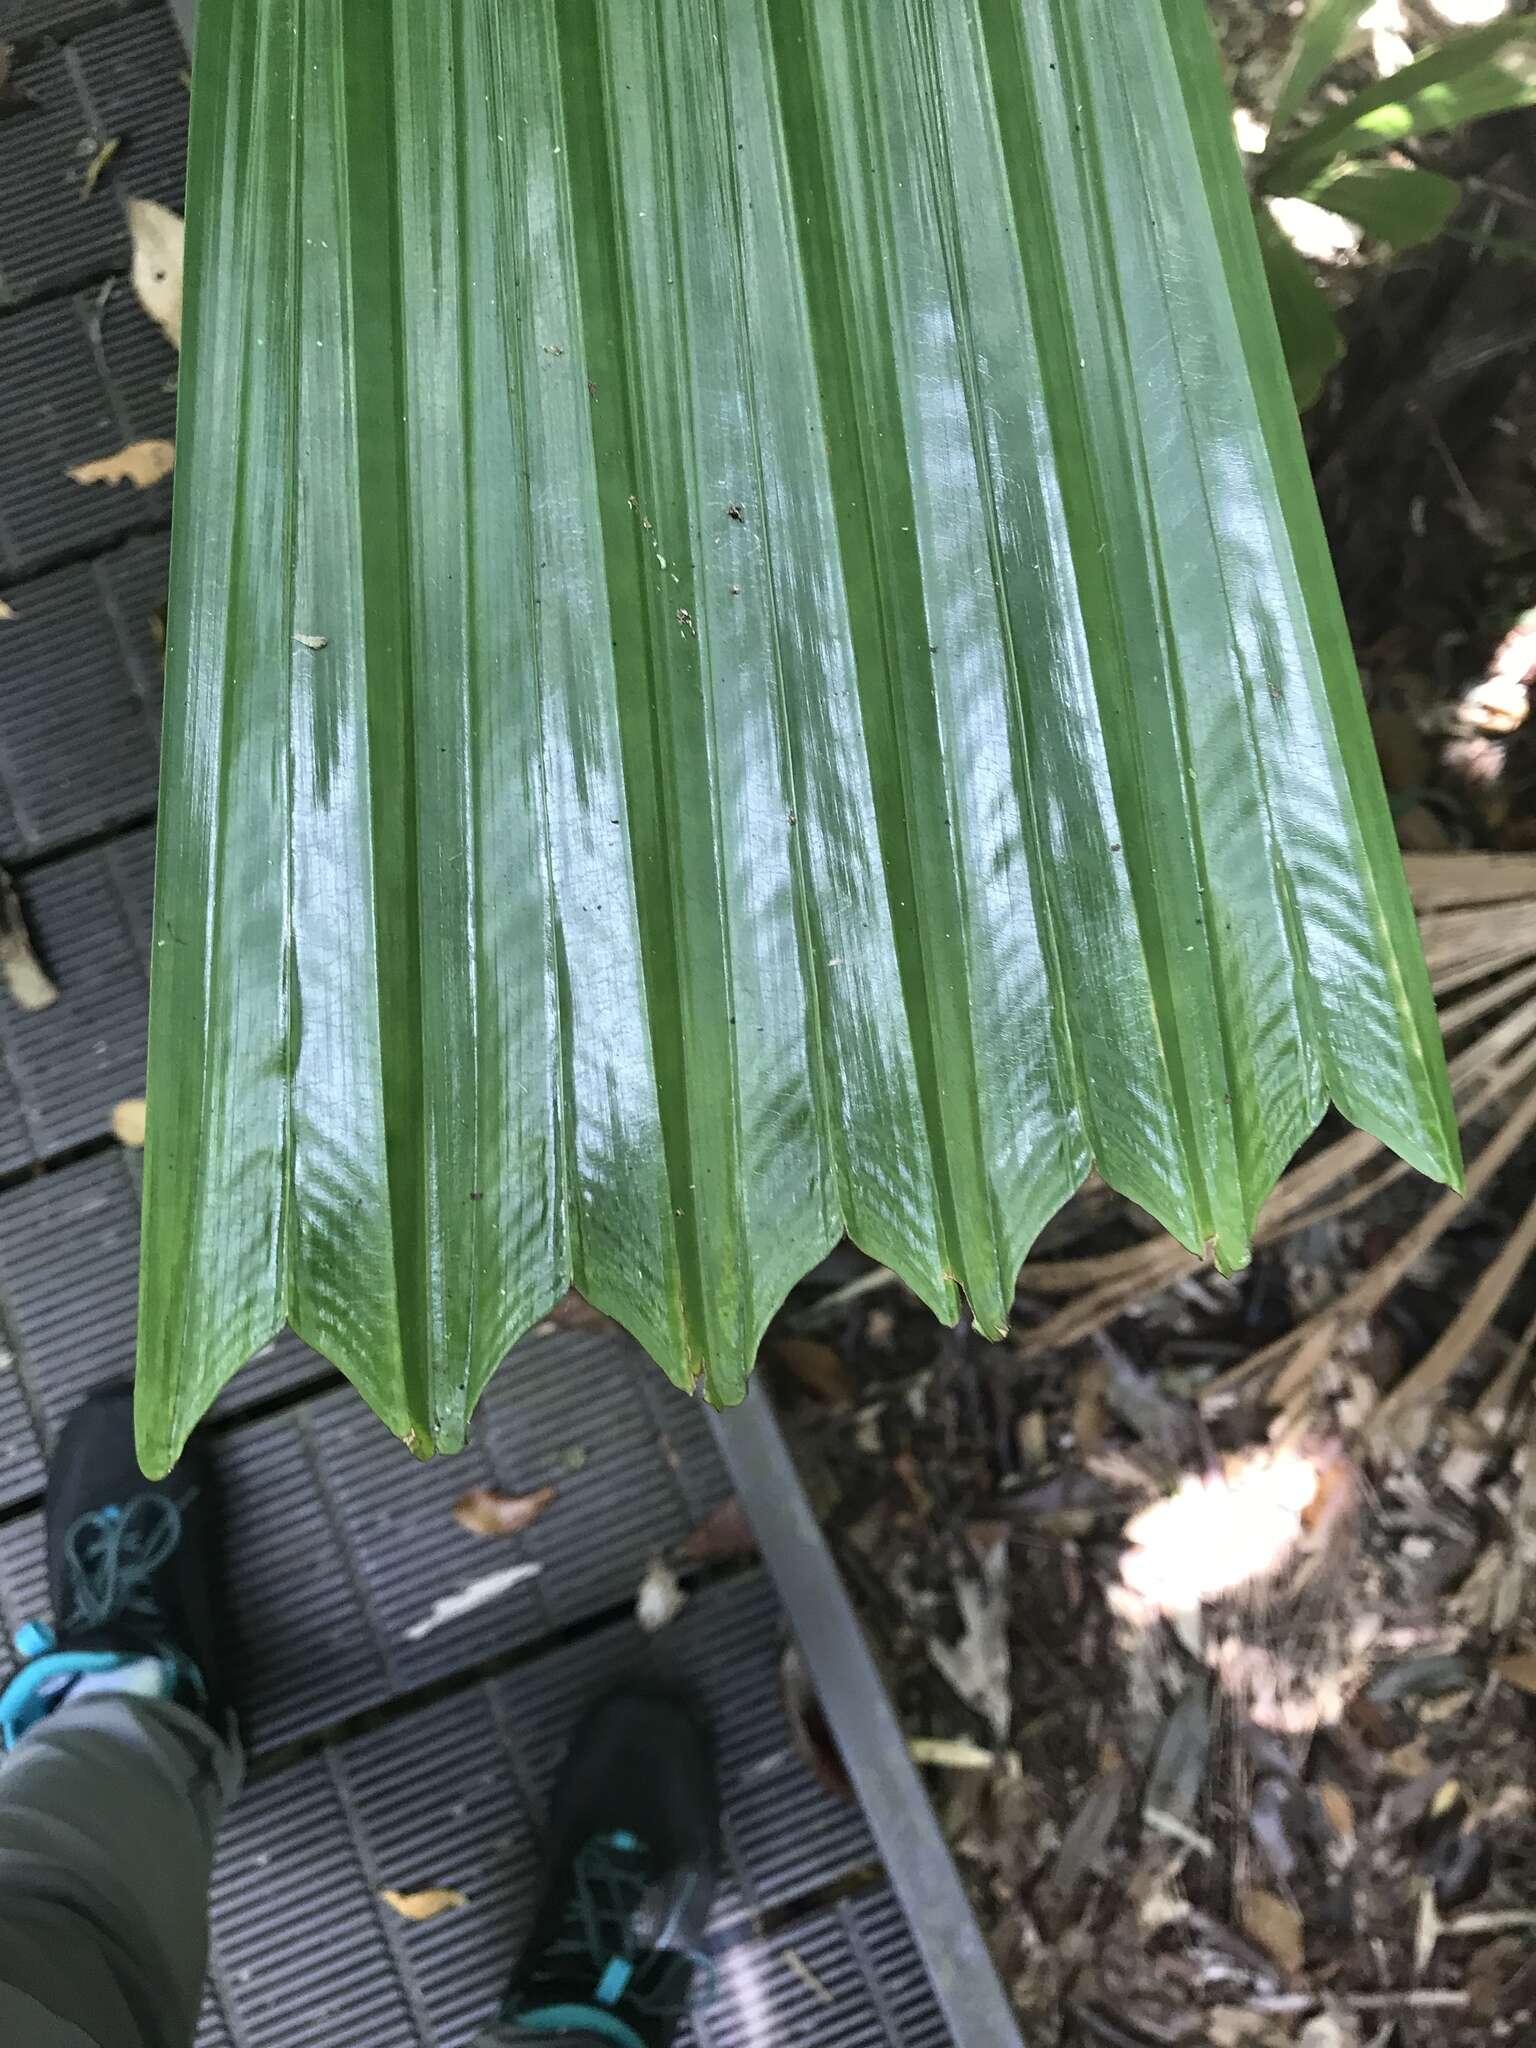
[525,1834,715,2022]
[62,1493,188,1634]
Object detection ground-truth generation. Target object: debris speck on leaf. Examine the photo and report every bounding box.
[68,440,175,490]
[451,1485,555,1539]
[555,1443,587,1475]
[79,135,120,200]
[402,1562,542,1642]
[726,503,744,521]
[1,870,57,1012]
[636,1556,687,1633]
[112,1099,146,1148]
[678,1494,755,1564]
[126,197,184,349]
[379,1887,467,1923]
[294,632,328,651]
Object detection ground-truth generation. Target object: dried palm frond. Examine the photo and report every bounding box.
[1016,853,1536,1429]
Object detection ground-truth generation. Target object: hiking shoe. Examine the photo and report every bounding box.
[498,1684,720,2048]
[0,1382,227,1747]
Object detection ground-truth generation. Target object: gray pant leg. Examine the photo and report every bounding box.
[0,1693,241,2048]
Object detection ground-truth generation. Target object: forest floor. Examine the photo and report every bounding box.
[766,7,1536,2045]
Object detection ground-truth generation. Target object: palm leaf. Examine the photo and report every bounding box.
[137,0,1458,1473]
[1260,18,1536,196]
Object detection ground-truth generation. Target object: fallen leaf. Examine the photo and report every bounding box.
[1239,1885,1304,1975]
[769,1334,856,1407]
[928,1534,1011,1741]
[0,871,57,1012]
[1208,2013,1275,2048]
[780,1640,852,1802]
[112,1099,146,1148]
[68,440,175,489]
[294,632,328,651]
[402,1561,541,1642]
[1318,1781,1356,1842]
[908,1735,997,1771]
[379,1887,467,1923]
[0,601,15,621]
[1494,1647,1536,1694]
[80,135,120,200]
[892,1448,933,1518]
[451,1485,555,1538]
[126,197,184,348]
[1299,2014,1359,2048]
[678,1495,756,1564]
[635,1556,687,1633]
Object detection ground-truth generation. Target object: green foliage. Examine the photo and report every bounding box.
[137,0,1457,1472]
[1251,6,1536,407]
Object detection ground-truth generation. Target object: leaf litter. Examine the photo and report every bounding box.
[451,1485,555,1538]
[68,441,175,489]
[1,869,57,1012]
[126,197,183,348]
[775,1067,1536,2046]
[379,1886,467,1923]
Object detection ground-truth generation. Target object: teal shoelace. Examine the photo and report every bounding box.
[61,1494,188,1633]
[513,1830,715,2028]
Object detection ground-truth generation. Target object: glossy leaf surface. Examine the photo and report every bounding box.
[137,0,1459,1471]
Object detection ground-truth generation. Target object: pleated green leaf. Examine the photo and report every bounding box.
[136,0,1459,1473]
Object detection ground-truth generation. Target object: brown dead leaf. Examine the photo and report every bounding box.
[1318,1781,1356,1842]
[769,1334,855,1407]
[379,1886,467,1922]
[451,1485,555,1539]
[126,197,184,349]
[1239,1885,1304,1975]
[678,1495,756,1564]
[1494,1646,1536,1694]
[80,135,120,200]
[68,440,175,490]
[1070,1356,1108,1454]
[112,1099,146,1148]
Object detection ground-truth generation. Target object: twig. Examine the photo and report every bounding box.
[789,1264,899,1331]
[1250,1989,1469,2014]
